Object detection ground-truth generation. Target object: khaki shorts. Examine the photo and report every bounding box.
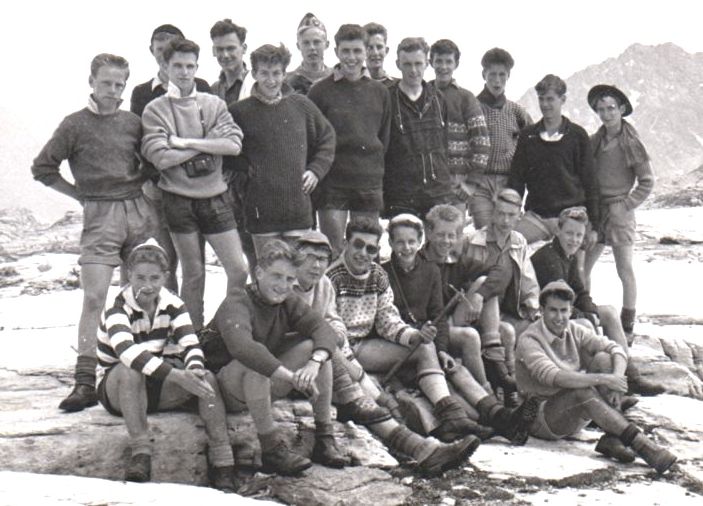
[530,394,592,441]
[80,195,157,266]
[600,200,636,246]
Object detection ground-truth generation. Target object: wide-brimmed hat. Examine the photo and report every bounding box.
[587,84,633,117]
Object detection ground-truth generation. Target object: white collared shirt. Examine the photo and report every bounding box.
[151,74,167,92]
[166,80,197,99]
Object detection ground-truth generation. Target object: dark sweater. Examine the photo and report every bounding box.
[382,254,450,353]
[130,77,211,117]
[508,117,600,229]
[229,93,335,234]
[32,108,145,200]
[308,75,391,190]
[206,285,337,377]
[530,238,598,316]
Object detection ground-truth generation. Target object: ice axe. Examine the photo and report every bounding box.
[381,287,465,386]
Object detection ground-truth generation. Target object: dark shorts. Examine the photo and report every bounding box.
[97,366,164,416]
[384,192,459,220]
[317,185,384,213]
[162,191,237,235]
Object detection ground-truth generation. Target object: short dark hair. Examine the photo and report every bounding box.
[425,204,463,232]
[397,37,429,57]
[481,47,514,70]
[539,283,576,307]
[430,39,460,63]
[388,214,424,242]
[90,53,130,79]
[345,217,383,241]
[150,24,184,45]
[127,243,169,272]
[163,38,200,64]
[334,24,368,46]
[363,22,388,43]
[210,19,247,43]
[251,44,292,72]
[257,239,301,269]
[536,74,566,97]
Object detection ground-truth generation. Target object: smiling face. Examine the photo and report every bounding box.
[89,65,128,113]
[397,49,428,88]
[253,62,285,99]
[297,27,329,66]
[129,262,166,306]
[343,232,380,275]
[542,295,572,337]
[426,219,461,259]
[366,33,388,72]
[538,89,565,121]
[431,52,457,87]
[556,218,586,257]
[482,63,510,97]
[335,39,366,80]
[255,258,298,304]
[390,225,422,268]
[166,51,198,95]
[212,32,246,74]
[596,95,626,131]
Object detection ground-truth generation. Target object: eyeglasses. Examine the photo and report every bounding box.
[351,238,379,256]
[304,253,330,265]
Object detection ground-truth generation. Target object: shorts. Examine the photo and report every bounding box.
[317,185,384,213]
[599,200,636,246]
[530,394,592,441]
[162,191,237,235]
[514,211,559,244]
[80,195,158,267]
[251,229,312,256]
[384,192,459,220]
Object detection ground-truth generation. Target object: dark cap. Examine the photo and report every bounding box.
[587,84,633,117]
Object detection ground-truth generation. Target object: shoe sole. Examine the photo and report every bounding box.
[58,399,98,412]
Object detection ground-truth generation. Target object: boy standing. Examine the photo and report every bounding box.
[429,39,490,216]
[363,22,395,86]
[229,44,335,253]
[285,13,332,95]
[472,48,532,229]
[308,24,391,257]
[32,54,157,412]
[384,38,455,219]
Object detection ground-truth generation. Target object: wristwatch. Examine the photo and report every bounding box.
[309,355,325,364]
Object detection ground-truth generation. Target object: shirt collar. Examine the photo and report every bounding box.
[432,78,458,90]
[332,64,372,81]
[167,80,197,98]
[250,82,283,105]
[538,318,571,344]
[87,94,122,115]
[537,116,568,141]
[151,74,167,91]
[218,65,249,88]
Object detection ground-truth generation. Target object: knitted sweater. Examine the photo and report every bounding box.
[508,117,600,229]
[229,93,335,233]
[207,285,337,377]
[477,87,533,176]
[308,73,391,190]
[32,107,144,200]
[96,286,203,387]
[384,81,453,201]
[516,319,627,397]
[327,256,414,347]
[382,254,450,353]
[530,239,598,316]
[130,77,211,117]
[141,92,243,199]
[430,80,490,176]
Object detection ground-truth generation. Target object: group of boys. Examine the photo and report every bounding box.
[31,11,675,492]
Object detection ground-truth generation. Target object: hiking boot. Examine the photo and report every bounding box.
[58,384,97,412]
[431,396,479,443]
[312,423,352,468]
[479,395,540,445]
[630,433,678,474]
[210,465,238,493]
[259,432,311,476]
[336,397,392,425]
[504,390,520,408]
[484,358,517,392]
[125,453,151,483]
[377,392,404,422]
[595,434,636,463]
[416,435,481,477]
[620,396,639,412]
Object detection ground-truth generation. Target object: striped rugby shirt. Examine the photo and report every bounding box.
[96,286,204,386]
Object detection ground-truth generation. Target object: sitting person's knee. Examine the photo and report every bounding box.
[588,351,613,373]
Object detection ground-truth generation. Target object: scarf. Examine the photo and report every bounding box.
[477,86,506,109]
[592,119,649,168]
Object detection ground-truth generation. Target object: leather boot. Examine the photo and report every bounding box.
[484,357,517,392]
[620,423,677,474]
[125,453,151,483]
[431,396,478,442]
[595,434,636,463]
[477,395,540,445]
[311,422,351,468]
[336,397,392,425]
[259,431,311,476]
[58,383,97,412]
[210,465,238,492]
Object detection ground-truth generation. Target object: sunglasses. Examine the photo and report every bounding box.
[351,238,379,256]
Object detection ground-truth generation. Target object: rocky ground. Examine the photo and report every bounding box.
[0,206,702,505]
